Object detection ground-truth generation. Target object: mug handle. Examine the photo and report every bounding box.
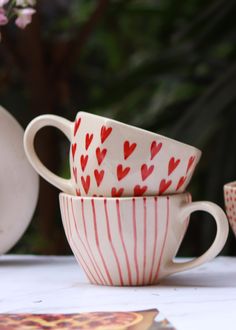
[24,114,75,194]
[166,201,229,274]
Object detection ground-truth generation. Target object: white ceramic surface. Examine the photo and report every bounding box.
[24,112,201,197]
[0,106,39,254]
[59,192,228,286]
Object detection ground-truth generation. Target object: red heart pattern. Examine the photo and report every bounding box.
[134,185,147,196]
[124,141,137,160]
[168,157,180,176]
[111,187,124,197]
[72,143,77,161]
[176,176,187,191]
[94,169,104,187]
[85,133,93,150]
[159,179,172,195]
[141,164,154,181]
[73,166,78,183]
[186,156,195,174]
[74,118,81,136]
[80,154,88,172]
[96,147,107,166]
[224,188,236,237]
[101,126,112,144]
[71,121,196,195]
[81,175,90,194]
[150,141,162,160]
[117,164,130,181]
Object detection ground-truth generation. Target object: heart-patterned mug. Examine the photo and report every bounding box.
[24,112,201,197]
[59,192,228,286]
[224,181,236,237]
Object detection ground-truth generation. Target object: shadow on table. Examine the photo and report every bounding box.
[0,256,74,268]
[159,272,236,288]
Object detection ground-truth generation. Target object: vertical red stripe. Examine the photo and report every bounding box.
[91,199,113,286]
[81,198,106,285]
[70,199,99,285]
[62,196,69,238]
[104,199,124,286]
[66,198,73,238]
[132,198,139,285]
[66,198,94,283]
[142,198,147,285]
[185,193,191,230]
[153,196,170,283]
[64,197,94,283]
[116,199,132,286]
[148,196,158,284]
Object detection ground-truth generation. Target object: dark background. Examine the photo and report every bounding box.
[0,0,235,256]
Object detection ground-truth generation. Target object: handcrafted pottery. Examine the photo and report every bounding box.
[59,192,228,286]
[24,112,201,197]
[224,181,236,236]
[0,106,39,254]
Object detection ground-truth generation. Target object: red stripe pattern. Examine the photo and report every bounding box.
[59,194,190,286]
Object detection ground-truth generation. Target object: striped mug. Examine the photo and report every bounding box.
[59,192,228,286]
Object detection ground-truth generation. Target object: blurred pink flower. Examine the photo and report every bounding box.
[0,0,9,6]
[15,7,35,29]
[0,7,8,26]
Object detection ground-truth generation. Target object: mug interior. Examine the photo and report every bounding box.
[76,111,202,156]
[224,181,236,190]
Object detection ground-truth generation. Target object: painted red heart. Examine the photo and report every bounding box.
[73,166,77,183]
[74,117,81,136]
[141,164,154,181]
[72,143,77,161]
[159,179,172,194]
[80,154,88,172]
[124,141,137,160]
[85,133,93,150]
[81,175,90,194]
[94,169,104,187]
[96,147,107,166]
[134,185,147,196]
[176,176,187,191]
[101,126,112,143]
[111,187,124,197]
[150,141,162,160]
[186,156,195,174]
[76,189,81,196]
[168,157,180,176]
[117,164,130,181]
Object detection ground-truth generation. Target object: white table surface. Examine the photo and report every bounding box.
[0,255,236,330]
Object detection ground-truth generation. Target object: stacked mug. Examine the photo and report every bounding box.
[224,182,236,238]
[24,112,229,286]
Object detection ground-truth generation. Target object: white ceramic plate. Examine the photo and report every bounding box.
[0,106,39,254]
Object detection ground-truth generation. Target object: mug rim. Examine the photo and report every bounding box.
[224,181,236,190]
[76,111,202,156]
[59,191,191,201]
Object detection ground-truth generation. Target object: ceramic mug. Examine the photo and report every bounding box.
[59,192,228,286]
[24,112,202,197]
[224,181,236,237]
